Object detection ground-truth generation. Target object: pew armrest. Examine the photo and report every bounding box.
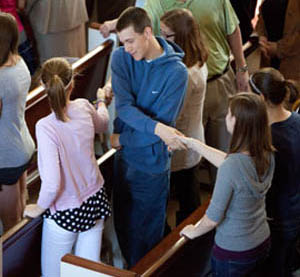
[61,254,140,277]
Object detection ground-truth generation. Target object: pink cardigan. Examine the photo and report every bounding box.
[0,0,24,32]
[36,99,109,214]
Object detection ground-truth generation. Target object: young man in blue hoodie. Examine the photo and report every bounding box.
[110,7,188,267]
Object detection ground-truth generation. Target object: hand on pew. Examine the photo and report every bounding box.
[110,133,121,150]
[259,36,276,59]
[97,85,113,106]
[24,204,46,218]
[180,224,198,240]
[180,215,218,240]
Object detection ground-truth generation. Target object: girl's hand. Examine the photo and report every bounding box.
[24,204,46,218]
[180,224,197,240]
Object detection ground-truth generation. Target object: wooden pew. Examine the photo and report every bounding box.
[61,254,139,277]
[131,199,213,277]
[2,217,43,277]
[57,197,211,277]
[2,149,116,277]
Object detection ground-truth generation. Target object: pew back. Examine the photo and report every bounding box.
[61,254,139,277]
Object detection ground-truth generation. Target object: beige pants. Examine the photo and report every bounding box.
[196,67,237,185]
[203,67,237,152]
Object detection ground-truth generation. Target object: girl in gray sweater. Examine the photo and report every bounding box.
[0,13,35,232]
[180,93,275,276]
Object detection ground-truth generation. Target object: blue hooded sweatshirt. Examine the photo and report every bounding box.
[111,37,188,174]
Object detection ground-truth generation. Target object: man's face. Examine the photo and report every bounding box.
[118,26,150,61]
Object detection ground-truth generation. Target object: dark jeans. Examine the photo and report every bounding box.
[18,39,37,75]
[113,151,169,268]
[211,245,270,277]
[171,167,201,225]
[267,218,300,277]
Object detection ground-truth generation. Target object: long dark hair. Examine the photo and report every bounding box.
[250,67,299,106]
[160,9,208,68]
[0,12,19,66]
[229,93,274,177]
[41,58,73,122]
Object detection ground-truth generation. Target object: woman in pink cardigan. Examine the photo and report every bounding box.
[24,57,111,277]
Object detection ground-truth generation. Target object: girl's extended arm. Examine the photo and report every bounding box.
[179,137,226,168]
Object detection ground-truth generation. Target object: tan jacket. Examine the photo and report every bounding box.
[256,0,300,80]
[26,0,88,34]
[171,64,208,172]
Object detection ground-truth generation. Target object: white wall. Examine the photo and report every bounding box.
[61,262,112,277]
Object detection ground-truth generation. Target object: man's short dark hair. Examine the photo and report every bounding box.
[116,7,152,34]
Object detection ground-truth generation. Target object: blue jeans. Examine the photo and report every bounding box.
[113,151,169,267]
[211,245,270,277]
[18,39,37,75]
[267,218,300,277]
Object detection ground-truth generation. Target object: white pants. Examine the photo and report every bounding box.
[41,218,104,277]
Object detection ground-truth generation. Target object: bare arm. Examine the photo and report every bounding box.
[179,137,226,168]
[99,19,118,38]
[24,204,46,218]
[227,27,249,92]
[180,214,217,239]
[17,0,26,10]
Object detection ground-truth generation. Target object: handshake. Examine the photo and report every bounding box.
[110,122,199,152]
[154,123,199,152]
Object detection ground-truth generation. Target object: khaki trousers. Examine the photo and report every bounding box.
[197,67,237,185]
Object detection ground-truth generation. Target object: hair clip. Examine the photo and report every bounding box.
[249,74,262,95]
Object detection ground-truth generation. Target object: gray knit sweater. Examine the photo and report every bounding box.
[206,153,275,251]
[0,58,35,168]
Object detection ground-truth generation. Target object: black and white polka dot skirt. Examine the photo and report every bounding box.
[44,187,111,233]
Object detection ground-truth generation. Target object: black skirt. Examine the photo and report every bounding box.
[44,187,111,233]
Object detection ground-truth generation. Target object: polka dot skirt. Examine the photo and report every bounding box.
[43,187,111,233]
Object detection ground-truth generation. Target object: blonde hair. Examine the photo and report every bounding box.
[41,58,73,122]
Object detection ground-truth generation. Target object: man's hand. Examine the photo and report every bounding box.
[236,71,250,92]
[110,133,121,149]
[264,41,278,58]
[99,20,117,38]
[180,224,197,240]
[24,204,45,218]
[259,36,278,58]
[17,0,26,10]
[154,123,187,151]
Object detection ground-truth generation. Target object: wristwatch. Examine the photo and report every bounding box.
[237,65,248,73]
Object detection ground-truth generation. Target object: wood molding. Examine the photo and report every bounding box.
[62,254,139,277]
